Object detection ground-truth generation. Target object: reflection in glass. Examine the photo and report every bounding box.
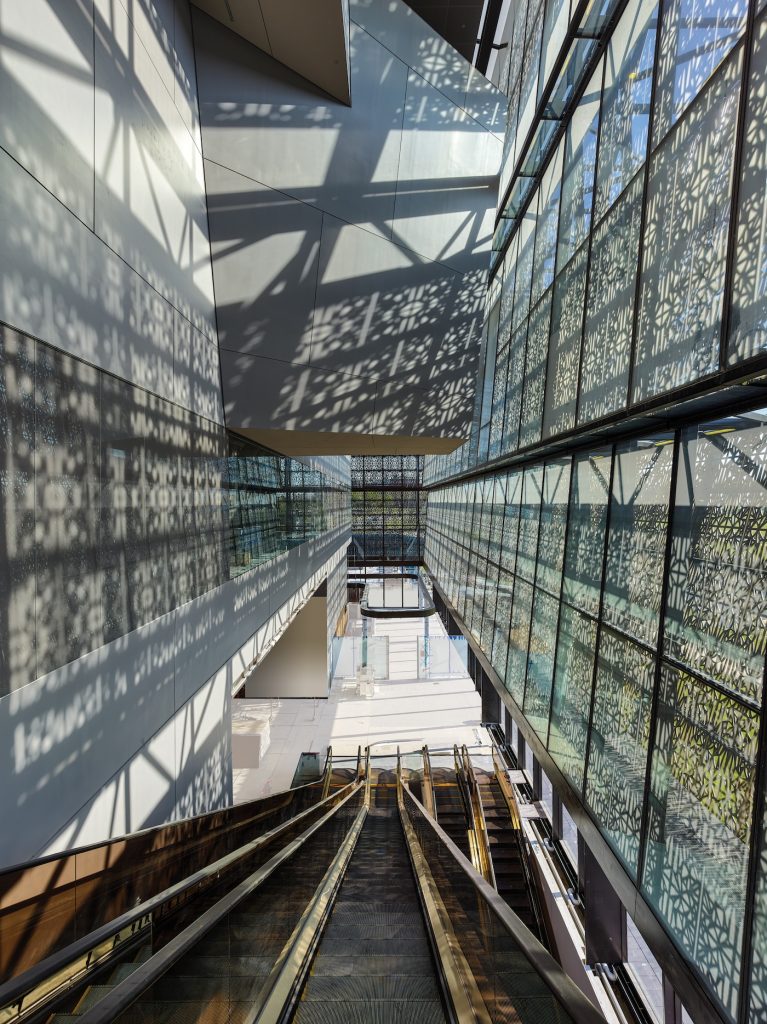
[519,289,553,448]
[603,436,674,645]
[594,0,658,220]
[653,0,747,143]
[634,52,741,403]
[643,664,757,1017]
[556,61,602,271]
[549,605,598,792]
[535,458,572,594]
[503,322,527,453]
[586,629,654,876]
[580,174,643,424]
[524,588,560,738]
[544,245,587,439]
[664,414,767,704]
[562,450,612,617]
[531,142,564,307]
[730,15,767,364]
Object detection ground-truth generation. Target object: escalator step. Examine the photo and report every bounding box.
[163,955,273,979]
[317,936,428,956]
[294,1000,446,1023]
[108,962,145,984]
[302,975,440,1001]
[310,955,437,978]
[323,912,426,939]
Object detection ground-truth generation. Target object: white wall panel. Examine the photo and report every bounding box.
[0,0,95,228]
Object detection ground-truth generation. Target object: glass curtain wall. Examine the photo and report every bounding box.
[424,0,764,488]
[0,324,351,698]
[349,456,425,565]
[424,409,767,1022]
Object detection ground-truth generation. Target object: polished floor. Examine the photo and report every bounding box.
[233,608,489,802]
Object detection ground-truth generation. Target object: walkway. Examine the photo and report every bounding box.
[232,606,488,802]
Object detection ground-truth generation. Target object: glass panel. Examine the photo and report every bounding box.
[517,465,544,582]
[626,912,666,1022]
[586,629,655,876]
[664,412,767,704]
[519,289,553,448]
[549,605,598,792]
[501,470,523,573]
[507,578,534,704]
[503,322,527,453]
[489,343,509,461]
[729,15,767,364]
[653,0,747,143]
[603,435,675,646]
[556,60,602,272]
[545,38,599,117]
[535,458,571,594]
[531,141,564,307]
[512,206,538,332]
[517,5,545,147]
[749,796,767,1019]
[579,173,643,424]
[493,569,514,678]
[633,50,741,403]
[524,588,560,738]
[540,0,571,92]
[594,0,659,220]
[562,449,612,617]
[643,664,758,1018]
[499,237,518,347]
[543,245,588,439]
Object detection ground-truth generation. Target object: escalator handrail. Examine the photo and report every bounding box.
[0,777,360,1018]
[460,746,496,889]
[71,780,367,1024]
[421,745,437,818]
[321,745,333,799]
[248,754,372,1023]
[491,744,555,948]
[400,785,607,1024]
[396,760,491,1024]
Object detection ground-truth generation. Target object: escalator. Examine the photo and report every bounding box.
[0,750,607,1024]
[473,766,544,939]
[292,769,446,1023]
[427,751,473,861]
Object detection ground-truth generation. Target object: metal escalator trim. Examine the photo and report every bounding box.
[421,746,437,818]
[0,921,151,1024]
[461,746,496,890]
[321,746,333,800]
[397,767,491,1024]
[452,746,482,874]
[400,785,608,1024]
[491,744,522,830]
[0,777,360,1024]
[247,804,369,1024]
[491,745,553,948]
[71,781,366,1024]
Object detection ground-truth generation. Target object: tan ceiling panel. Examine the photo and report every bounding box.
[259,0,350,103]
[234,428,464,457]
[191,0,350,104]
[192,0,271,53]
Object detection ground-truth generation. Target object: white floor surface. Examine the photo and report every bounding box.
[232,606,489,802]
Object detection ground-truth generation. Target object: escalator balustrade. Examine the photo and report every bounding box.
[0,748,607,1024]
